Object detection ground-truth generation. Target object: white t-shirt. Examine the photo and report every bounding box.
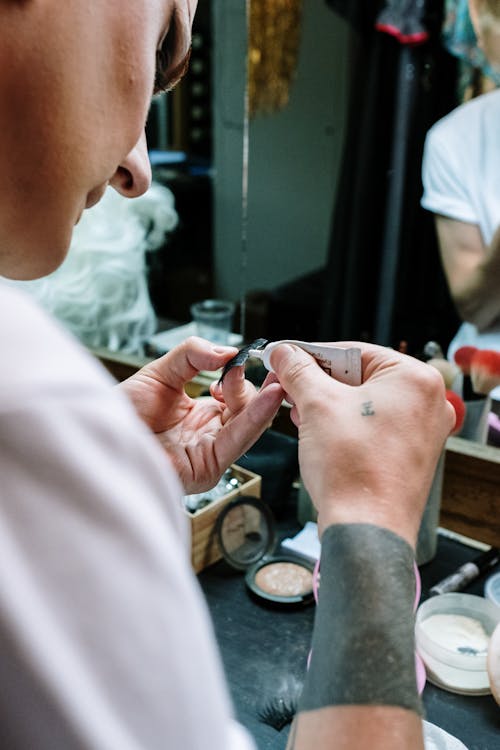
[0,286,464,750]
[421,88,500,388]
[0,285,255,750]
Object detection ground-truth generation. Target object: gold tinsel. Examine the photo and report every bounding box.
[248,0,303,117]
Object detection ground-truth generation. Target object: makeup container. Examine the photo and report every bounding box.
[459,395,492,444]
[186,465,261,573]
[415,593,500,695]
[416,451,445,565]
[190,299,235,345]
[485,571,500,608]
[488,622,500,706]
[215,496,315,607]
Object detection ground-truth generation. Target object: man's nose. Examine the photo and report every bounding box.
[109,132,152,198]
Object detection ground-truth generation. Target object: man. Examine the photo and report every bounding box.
[0,2,453,748]
[422,0,500,401]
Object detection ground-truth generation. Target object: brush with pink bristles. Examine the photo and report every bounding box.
[454,345,478,374]
[470,350,500,396]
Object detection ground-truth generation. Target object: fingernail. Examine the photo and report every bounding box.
[212,345,237,354]
[271,343,296,358]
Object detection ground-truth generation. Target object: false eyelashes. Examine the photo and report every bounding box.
[258,695,297,731]
[218,338,268,384]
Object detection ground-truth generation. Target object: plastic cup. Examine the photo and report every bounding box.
[190,299,235,344]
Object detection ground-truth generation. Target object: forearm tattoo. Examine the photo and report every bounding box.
[299,524,422,715]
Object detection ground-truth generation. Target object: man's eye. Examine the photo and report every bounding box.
[154,44,192,97]
[154,45,171,95]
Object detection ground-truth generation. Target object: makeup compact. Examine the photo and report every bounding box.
[215,496,315,607]
[415,593,500,695]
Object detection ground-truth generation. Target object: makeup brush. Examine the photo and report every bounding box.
[453,345,478,400]
[445,390,466,435]
[453,345,477,376]
[427,358,459,390]
[470,349,500,396]
[422,340,444,361]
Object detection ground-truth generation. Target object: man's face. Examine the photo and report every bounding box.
[0,0,197,280]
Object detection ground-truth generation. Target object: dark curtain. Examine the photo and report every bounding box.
[320,0,461,356]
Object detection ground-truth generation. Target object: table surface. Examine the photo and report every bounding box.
[198,519,500,750]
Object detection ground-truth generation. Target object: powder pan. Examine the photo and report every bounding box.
[215,496,315,607]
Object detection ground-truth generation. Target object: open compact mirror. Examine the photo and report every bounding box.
[215,496,315,607]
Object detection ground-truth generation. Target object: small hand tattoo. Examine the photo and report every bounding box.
[361,401,375,416]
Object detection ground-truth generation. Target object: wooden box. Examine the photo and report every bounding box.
[441,436,500,547]
[187,465,261,573]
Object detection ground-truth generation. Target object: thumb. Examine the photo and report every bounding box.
[269,343,332,401]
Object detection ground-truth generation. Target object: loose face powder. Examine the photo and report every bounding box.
[254,561,313,597]
[419,614,490,656]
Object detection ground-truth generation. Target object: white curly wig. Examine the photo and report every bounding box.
[10,182,178,353]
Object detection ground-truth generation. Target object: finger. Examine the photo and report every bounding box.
[209,380,226,404]
[260,371,280,387]
[214,381,285,468]
[289,404,300,427]
[210,368,280,406]
[269,344,344,404]
[144,336,238,390]
[209,366,248,406]
[219,365,258,414]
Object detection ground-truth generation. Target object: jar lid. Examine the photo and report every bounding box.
[215,496,275,571]
[215,496,315,606]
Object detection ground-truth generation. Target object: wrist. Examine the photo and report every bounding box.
[300,523,422,715]
[317,504,419,551]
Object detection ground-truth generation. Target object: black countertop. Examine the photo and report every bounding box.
[198,520,500,750]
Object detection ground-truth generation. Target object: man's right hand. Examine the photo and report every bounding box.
[270,342,455,548]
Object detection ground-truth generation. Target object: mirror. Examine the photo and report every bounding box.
[147,1,462,354]
[10,0,500,453]
[146,0,351,343]
[212,1,349,314]
[420,0,500,447]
